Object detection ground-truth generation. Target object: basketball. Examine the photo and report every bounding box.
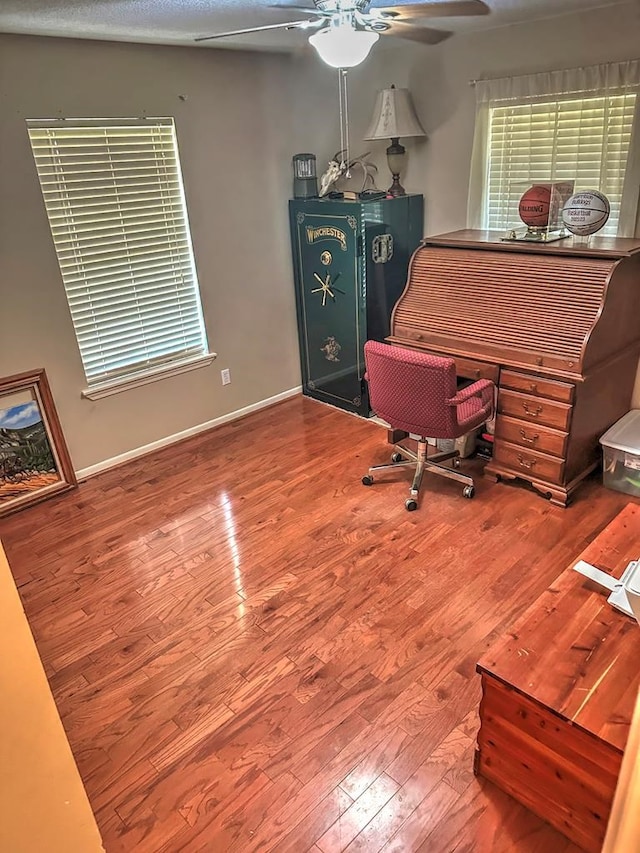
[562,190,610,236]
[518,185,552,228]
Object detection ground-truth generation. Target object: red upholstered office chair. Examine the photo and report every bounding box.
[362,340,495,510]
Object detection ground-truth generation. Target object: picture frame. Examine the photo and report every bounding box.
[0,369,76,518]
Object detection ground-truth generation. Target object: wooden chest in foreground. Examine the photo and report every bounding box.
[476,503,640,852]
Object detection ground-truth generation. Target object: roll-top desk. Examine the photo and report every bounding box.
[388,229,640,506]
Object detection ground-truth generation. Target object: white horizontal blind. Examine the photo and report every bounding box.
[27,118,208,386]
[485,93,637,235]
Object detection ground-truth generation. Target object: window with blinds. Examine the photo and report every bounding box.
[485,93,637,235]
[27,118,208,389]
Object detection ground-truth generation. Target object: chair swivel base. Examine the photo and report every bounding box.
[362,438,475,510]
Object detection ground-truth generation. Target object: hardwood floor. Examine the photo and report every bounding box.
[0,395,633,852]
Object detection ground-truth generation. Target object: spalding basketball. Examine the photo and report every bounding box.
[518,185,552,228]
[562,190,610,236]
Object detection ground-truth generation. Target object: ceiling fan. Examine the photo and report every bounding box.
[195,1,490,68]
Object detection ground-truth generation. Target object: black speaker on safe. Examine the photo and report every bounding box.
[292,153,318,199]
[289,194,423,416]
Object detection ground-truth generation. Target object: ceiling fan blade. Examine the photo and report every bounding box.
[195,19,321,42]
[373,1,489,18]
[379,20,452,43]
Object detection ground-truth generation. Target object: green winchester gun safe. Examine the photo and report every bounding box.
[289,194,423,416]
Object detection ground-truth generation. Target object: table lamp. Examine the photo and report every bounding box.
[363,85,426,197]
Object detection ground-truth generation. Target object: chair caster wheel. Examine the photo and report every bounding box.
[463,485,475,499]
[362,475,374,486]
[391,452,403,463]
[453,458,461,469]
[405,498,418,511]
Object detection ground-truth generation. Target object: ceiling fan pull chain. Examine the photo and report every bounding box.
[343,69,351,178]
[338,69,345,169]
[338,68,351,176]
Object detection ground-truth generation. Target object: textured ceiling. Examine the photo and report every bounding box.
[0,0,631,51]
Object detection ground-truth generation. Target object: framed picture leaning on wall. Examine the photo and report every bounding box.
[0,369,76,518]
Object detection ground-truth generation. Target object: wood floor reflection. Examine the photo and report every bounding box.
[0,395,630,852]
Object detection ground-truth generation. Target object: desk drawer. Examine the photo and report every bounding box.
[494,415,568,459]
[386,340,499,383]
[452,356,499,383]
[500,370,574,404]
[498,389,572,431]
[413,349,498,383]
[494,440,565,484]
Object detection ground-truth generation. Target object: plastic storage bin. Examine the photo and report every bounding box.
[600,410,640,496]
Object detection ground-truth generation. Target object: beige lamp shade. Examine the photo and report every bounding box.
[364,86,426,141]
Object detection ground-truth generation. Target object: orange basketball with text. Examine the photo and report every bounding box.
[518,185,552,228]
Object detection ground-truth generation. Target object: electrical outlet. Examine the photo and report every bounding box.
[221,368,231,386]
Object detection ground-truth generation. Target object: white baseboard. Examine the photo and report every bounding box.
[76,385,302,481]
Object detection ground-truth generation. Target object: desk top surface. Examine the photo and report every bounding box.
[477,503,640,752]
[423,229,640,258]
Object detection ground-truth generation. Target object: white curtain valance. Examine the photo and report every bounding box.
[474,58,640,104]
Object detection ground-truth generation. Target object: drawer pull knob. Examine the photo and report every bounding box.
[475,369,481,379]
[517,454,537,470]
[522,402,543,417]
[519,429,539,445]
[528,383,538,393]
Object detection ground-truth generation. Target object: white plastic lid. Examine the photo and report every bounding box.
[599,410,640,453]
[625,561,640,624]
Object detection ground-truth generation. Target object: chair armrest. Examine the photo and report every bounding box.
[447,379,494,407]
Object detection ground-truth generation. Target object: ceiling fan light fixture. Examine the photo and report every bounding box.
[309,23,379,68]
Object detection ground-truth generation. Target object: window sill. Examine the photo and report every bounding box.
[81,353,217,400]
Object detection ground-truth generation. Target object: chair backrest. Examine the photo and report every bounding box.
[364,340,460,438]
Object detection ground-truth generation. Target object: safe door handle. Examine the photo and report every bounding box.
[522,402,543,417]
[517,454,537,469]
[519,429,539,445]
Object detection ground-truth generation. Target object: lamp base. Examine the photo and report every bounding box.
[387,175,406,197]
[386,138,406,198]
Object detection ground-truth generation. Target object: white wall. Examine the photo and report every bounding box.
[0,34,300,471]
